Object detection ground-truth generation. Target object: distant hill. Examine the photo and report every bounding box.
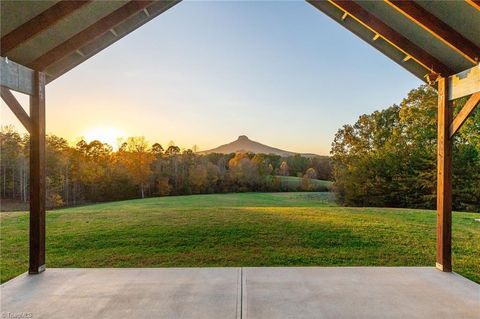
[198,135,321,157]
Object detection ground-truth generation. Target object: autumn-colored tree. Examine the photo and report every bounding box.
[119,137,154,198]
[301,175,312,191]
[156,177,171,196]
[2,127,335,209]
[228,153,261,190]
[305,167,317,179]
[252,154,274,176]
[189,164,208,193]
[279,161,289,176]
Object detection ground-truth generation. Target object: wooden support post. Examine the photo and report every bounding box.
[29,71,46,274]
[436,77,452,272]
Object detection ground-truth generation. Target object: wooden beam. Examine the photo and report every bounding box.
[321,0,453,76]
[1,1,92,56]
[28,1,153,71]
[448,64,480,101]
[42,0,181,83]
[465,0,480,11]
[0,87,31,133]
[29,71,46,274]
[385,1,479,65]
[0,57,35,95]
[449,92,480,137]
[436,77,453,272]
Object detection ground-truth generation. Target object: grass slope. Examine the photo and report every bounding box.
[1,192,478,283]
[277,176,333,191]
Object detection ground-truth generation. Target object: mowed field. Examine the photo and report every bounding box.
[277,176,333,191]
[1,192,478,283]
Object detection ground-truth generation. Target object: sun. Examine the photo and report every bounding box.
[83,126,126,148]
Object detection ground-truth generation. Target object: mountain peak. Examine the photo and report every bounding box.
[199,135,321,158]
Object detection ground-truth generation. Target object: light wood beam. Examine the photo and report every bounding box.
[465,0,480,11]
[385,0,480,64]
[28,1,153,71]
[1,1,92,56]
[29,71,46,274]
[315,0,453,76]
[436,77,453,272]
[448,64,480,101]
[449,92,480,137]
[0,87,31,133]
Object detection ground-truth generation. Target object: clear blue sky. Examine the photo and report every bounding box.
[1,1,422,155]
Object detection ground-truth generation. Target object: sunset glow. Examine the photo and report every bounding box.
[83,127,126,148]
[0,1,421,155]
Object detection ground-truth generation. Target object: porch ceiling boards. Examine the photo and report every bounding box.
[1,0,180,83]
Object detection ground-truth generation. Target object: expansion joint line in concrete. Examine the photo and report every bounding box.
[241,267,244,319]
[237,268,244,319]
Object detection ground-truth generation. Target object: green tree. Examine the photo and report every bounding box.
[331,85,480,211]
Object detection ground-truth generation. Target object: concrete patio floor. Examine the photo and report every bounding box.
[1,267,479,319]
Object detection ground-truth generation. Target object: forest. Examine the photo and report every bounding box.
[1,85,479,212]
[0,128,332,209]
[331,85,480,212]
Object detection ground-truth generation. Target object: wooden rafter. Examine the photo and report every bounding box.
[465,0,480,11]
[28,0,153,71]
[0,87,31,133]
[320,0,453,76]
[1,1,92,56]
[449,92,480,137]
[385,0,479,65]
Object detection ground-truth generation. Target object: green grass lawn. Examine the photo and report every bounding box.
[1,192,478,283]
[277,176,333,191]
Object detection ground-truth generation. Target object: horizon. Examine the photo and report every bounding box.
[0,1,421,156]
[0,125,325,156]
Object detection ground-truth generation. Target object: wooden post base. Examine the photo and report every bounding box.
[29,264,46,274]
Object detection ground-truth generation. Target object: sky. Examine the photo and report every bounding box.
[0,1,422,155]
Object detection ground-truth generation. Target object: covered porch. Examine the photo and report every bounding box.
[1,1,479,318]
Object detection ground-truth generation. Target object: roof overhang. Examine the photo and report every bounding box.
[307,1,479,82]
[1,0,180,83]
[1,1,479,84]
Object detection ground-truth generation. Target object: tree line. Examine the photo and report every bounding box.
[3,85,478,212]
[331,85,480,212]
[0,127,332,209]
